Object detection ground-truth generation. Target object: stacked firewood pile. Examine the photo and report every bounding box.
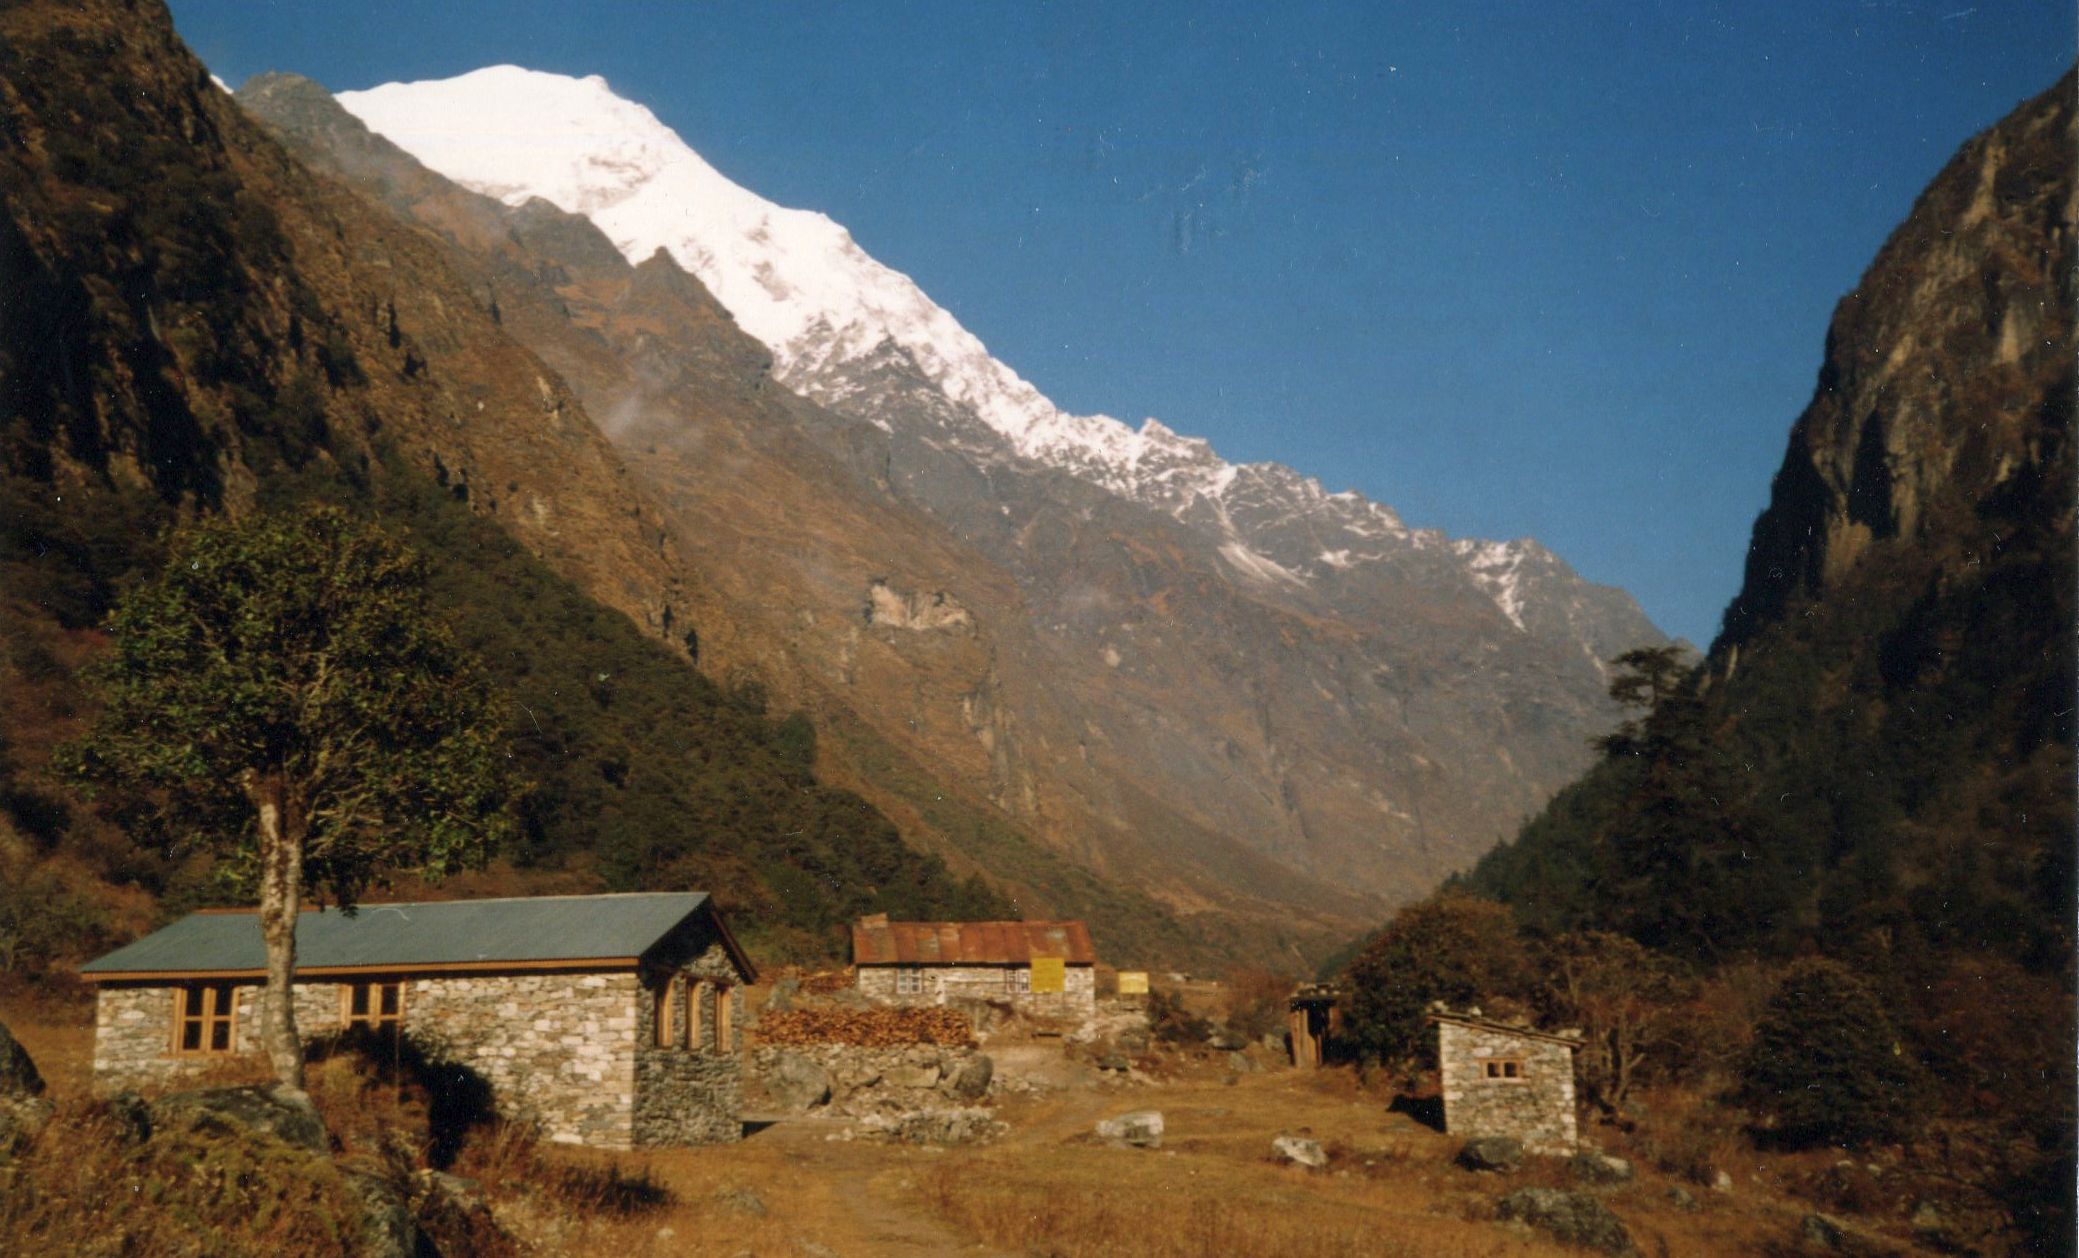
[755,1006,972,1047]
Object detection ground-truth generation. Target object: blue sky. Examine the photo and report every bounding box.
[172,1,2073,645]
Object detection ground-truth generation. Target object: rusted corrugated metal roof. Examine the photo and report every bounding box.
[851,918,1096,966]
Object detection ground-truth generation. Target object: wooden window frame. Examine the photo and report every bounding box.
[172,982,238,1056]
[713,982,732,1053]
[652,977,676,1049]
[1482,1057,1526,1082]
[686,979,703,1050]
[895,965,924,995]
[342,980,404,1031]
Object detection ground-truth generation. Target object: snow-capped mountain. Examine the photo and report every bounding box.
[336,66,1591,636]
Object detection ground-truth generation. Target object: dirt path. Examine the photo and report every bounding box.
[742,1118,1011,1256]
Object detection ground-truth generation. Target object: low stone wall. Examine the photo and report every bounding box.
[1437,1021,1578,1154]
[747,1043,989,1118]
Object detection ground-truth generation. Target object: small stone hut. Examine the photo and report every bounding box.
[1429,1009,1582,1154]
[851,914,1097,1018]
[80,892,756,1149]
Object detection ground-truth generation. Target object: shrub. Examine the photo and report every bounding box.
[1340,895,1532,1065]
[1219,968,1291,1043]
[1739,958,1922,1147]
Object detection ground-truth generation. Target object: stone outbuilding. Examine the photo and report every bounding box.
[851,914,1097,1019]
[1429,1008,1583,1154]
[80,892,756,1149]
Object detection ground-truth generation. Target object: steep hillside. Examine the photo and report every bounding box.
[299,67,1669,933]
[0,0,1005,967]
[1468,70,2074,973]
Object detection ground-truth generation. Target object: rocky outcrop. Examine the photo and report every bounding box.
[150,1085,328,1153]
[1496,1188,1636,1254]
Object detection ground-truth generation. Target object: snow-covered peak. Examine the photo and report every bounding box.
[336,67,1567,631]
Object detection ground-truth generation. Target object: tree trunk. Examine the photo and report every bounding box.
[253,774,307,1091]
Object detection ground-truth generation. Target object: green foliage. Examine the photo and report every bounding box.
[59,504,515,908]
[1339,895,1533,1065]
[1739,958,1922,1148]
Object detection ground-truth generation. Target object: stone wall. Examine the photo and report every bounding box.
[1436,1020,1578,1154]
[746,1043,988,1117]
[857,963,1096,1018]
[632,943,745,1145]
[94,971,644,1148]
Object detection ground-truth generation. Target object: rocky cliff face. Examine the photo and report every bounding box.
[262,70,1669,941]
[1717,69,2073,662]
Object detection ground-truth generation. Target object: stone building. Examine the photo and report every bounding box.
[80,892,756,1149]
[1430,1009,1583,1154]
[851,914,1097,1019]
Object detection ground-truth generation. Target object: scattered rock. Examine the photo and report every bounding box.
[1456,1136,1525,1173]
[1801,1213,1846,1249]
[717,1186,768,1217]
[1226,1051,1254,1074]
[1666,1186,1698,1211]
[1569,1151,1635,1185]
[102,1090,154,1145]
[1208,1029,1246,1051]
[341,1165,415,1258]
[1260,1032,1285,1054]
[1096,1052,1130,1072]
[1272,1135,1327,1168]
[409,1166,511,1254]
[1496,1188,1636,1255]
[946,1054,993,1101]
[1711,1169,1734,1194]
[883,1062,942,1090]
[765,978,801,1013]
[797,1242,840,1258]
[0,1020,46,1098]
[151,1084,327,1153]
[767,1051,833,1111]
[867,1107,1005,1146]
[1910,1201,1944,1232]
[1095,1110,1164,1149]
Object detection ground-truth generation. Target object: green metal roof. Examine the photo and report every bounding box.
[81,892,713,977]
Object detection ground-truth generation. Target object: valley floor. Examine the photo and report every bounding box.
[2,996,1952,1257]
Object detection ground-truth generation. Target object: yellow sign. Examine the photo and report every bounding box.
[1117,971,1149,995]
[1029,956,1066,994]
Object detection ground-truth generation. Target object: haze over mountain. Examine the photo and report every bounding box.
[274,68,1666,943]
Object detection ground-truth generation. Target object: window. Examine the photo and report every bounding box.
[653,979,676,1048]
[895,965,924,995]
[1482,1058,1525,1081]
[344,981,403,1030]
[713,983,733,1052]
[685,980,703,1050]
[175,983,237,1054]
[1005,967,1023,993]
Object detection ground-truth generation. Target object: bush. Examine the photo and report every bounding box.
[1147,988,1210,1046]
[1340,895,1532,1065]
[1740,958,1922,1148]
[1219,968,1291,1043]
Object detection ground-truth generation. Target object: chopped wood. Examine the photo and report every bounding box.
[754,1006,971,1048]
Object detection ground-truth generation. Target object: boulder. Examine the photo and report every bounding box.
[409,1166,513,1255]
[884,1062,942,1090]
[1569,1151,1636,1185]
[1208,1029,1246,1051]
[151,1084,328,1153]
[1496,1188,1636,1255]
[0,1020,46,1098]
[1666,1186,1698,1212]
[871,1107,1005,1145]
[340,1165,415,1258]
[1272,1135,1327,1168]
[766,1051,833,1111]
[946,1054,993,1101]
[1226,1051,1255,1074]
[1801,1213,1845,1249]
[1456,1136,1525,1173]
[717,1187,768,1217]
[102,1090,154,1145]
[1711,1169,1734,1194]
[1095,1110,1164,1149]
[1096,1051,1131,1072]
